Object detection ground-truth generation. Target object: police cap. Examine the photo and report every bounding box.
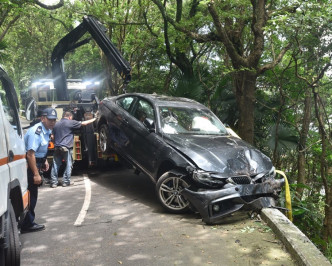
[41,108,57,119]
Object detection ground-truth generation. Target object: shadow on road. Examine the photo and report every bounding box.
[80,164,204,224]
[79,164,258,227]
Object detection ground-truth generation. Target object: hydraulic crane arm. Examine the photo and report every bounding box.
[51,15,132,101]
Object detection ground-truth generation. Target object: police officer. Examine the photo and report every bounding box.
[21,107,57,233]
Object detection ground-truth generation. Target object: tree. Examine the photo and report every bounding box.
[291,0,331,244]
[148,0,216,101]
[34,0,64,10]
[151,0,301,144]
[0,0,65,84]
[0,1,64,42]
[258,0,331,249]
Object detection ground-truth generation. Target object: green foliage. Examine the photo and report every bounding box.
[0,0,331,260]
[279,183,325,249]
[326,239,332,263]
[210,74,238,126]
[169,73,203,101]
[0,41,9,62]
[266,124,298,154]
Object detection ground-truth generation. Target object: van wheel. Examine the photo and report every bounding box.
[156,171,190,214]
[4,201,20,266]
[98,124,112,153]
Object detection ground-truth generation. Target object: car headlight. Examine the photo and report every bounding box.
[192,170,225,187]
[255,166,276,182]
[265,166,276,179]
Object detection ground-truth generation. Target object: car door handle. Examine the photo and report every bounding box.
[8,150,14,162]
[122,119,129,125]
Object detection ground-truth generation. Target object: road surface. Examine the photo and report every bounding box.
[20,166,295,265]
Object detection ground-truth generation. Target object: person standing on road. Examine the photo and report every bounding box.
[50,110,96,188]
[22,107,57,233]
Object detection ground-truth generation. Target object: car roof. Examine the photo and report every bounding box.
[116,93,207,108]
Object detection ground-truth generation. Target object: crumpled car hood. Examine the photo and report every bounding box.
[164,134,273,177]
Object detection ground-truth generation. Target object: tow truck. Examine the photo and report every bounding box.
[24,15,132,167]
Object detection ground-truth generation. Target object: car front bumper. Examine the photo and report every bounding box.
[181,178,284,224]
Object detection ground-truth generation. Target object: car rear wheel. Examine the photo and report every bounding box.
[156,171,190,214]
[98,124,111,153]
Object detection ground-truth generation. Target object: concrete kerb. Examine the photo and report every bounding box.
[261,208,331,266]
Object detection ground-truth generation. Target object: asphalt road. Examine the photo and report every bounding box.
[20,166,295,266]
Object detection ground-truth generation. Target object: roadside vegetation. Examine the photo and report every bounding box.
[1,0,331,261]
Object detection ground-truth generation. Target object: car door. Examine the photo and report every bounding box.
[105,95,137,159]
[120,97,161,177]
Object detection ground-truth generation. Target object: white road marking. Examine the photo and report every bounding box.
[74,174,91,226]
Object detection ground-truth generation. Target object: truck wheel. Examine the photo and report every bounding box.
[99,124,112,153]
[156,171,190,214]
[4,202,20,266]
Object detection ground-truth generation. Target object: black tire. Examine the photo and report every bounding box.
[98,124,112,153]
[156,171,191,214]
[0,233,4,266]
[4,201,20,266]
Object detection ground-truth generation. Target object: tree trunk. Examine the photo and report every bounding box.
[272,84,286,167]
[296,90,311,198]
[323,136,330,246]
[312,90,331,245]
[232,70,257,144]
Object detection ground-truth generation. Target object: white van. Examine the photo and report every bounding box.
[0,66,29,265]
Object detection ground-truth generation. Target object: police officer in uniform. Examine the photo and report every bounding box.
[21,108,57,233]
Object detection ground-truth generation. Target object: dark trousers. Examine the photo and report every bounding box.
[22,162,42,228]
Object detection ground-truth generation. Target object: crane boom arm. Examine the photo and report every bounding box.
[51,15,131,101]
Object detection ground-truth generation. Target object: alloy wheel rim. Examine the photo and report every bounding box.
[99,128,107,152]
[159,176,189,211]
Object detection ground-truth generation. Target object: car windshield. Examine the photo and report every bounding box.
[159,106,228,135]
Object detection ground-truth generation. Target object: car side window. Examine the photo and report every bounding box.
[116,96,135,112]
[133,99,154,124]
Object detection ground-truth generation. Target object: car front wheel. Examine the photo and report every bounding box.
[156,171,190,214]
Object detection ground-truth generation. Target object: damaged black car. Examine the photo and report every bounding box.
[97,93,284,224]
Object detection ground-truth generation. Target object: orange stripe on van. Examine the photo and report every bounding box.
[13,154,26,161]
[23,190,30,210]
[0,157,7,166]
[0,154,26,166]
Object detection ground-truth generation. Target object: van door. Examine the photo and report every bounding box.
[0,98,10,217]
[1,90,28,196]
[0,68,28,215]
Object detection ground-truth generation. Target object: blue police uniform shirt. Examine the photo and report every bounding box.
[24,121,52,158]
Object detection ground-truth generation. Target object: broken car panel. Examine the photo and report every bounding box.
[97,93,284,224]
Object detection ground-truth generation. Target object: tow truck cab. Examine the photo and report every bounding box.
[0,66,29,265]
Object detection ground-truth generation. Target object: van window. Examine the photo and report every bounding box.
[0,86,21,136]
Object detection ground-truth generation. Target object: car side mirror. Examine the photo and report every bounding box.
[25,97,37,121]
[143,118,155,133]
